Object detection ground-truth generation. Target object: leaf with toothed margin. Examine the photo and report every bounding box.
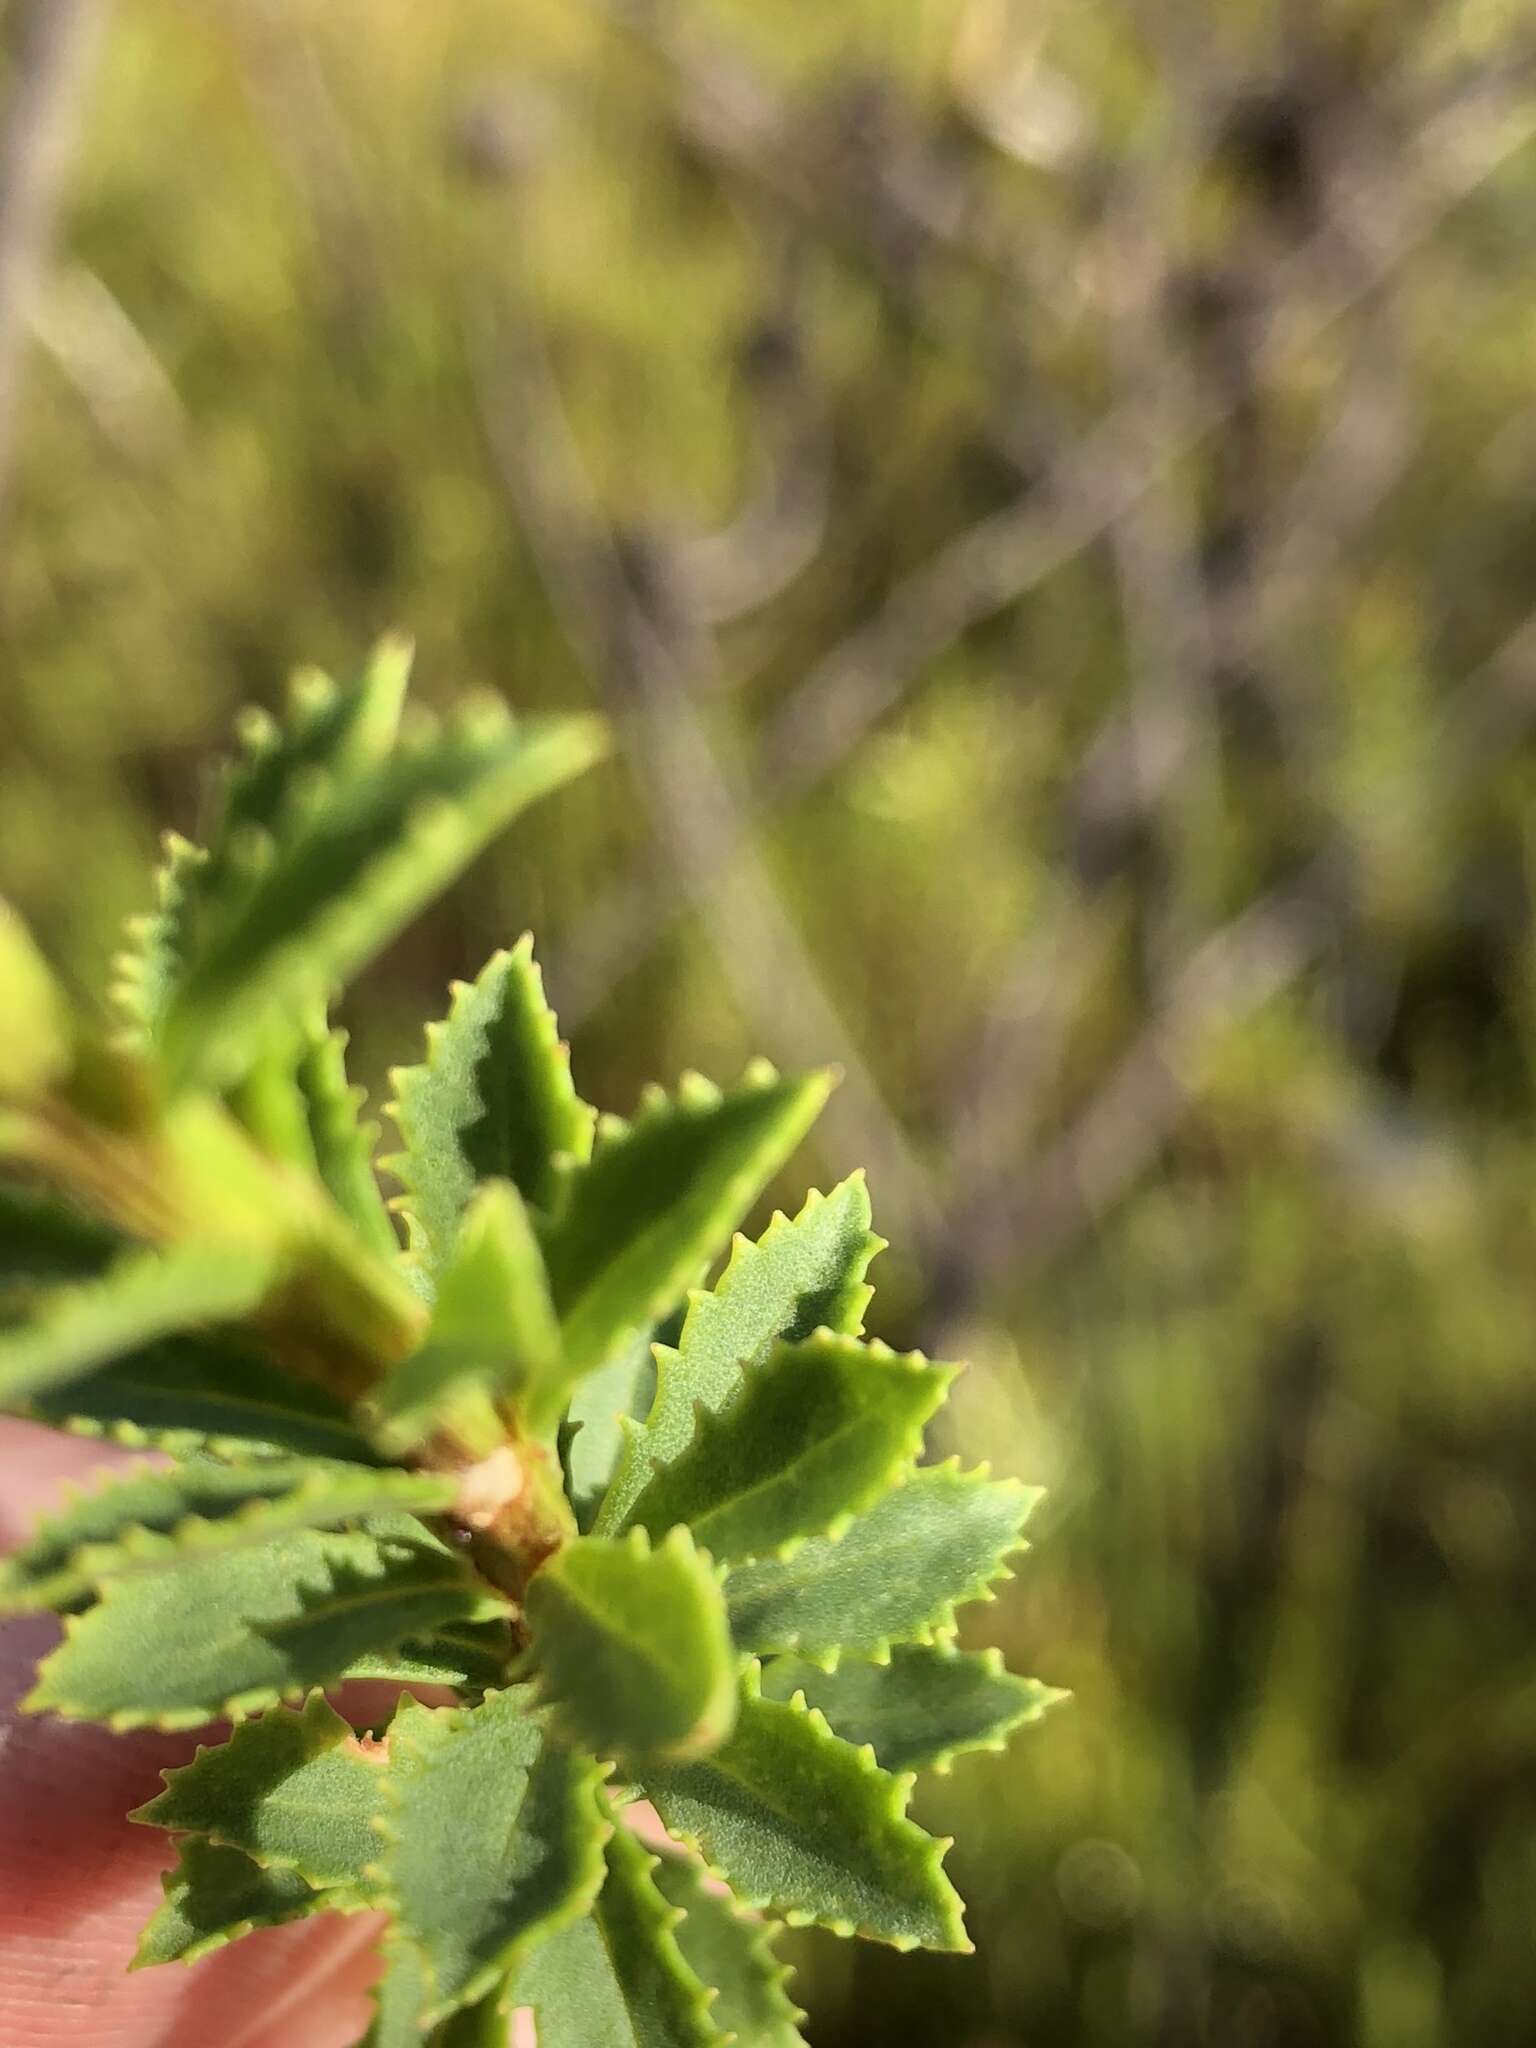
[133,1692,391,1886]
[376,1686,611,2025]
[294,1016,398,1260]
[637,1668,968,1952]
[0,1245,277,1407]
[595,1176,882,1537]
[509,1788,725,2048]
[369,1179,561,1457]
[25,1518,507,1729]
[364,1938,437,2048]
[724,1462,1041,1663]
[0,1455,457,1613]
[340,1617,515,1695]
[386,939,595,1276]
[0,1181,123,1296]
[759,1645,1067,1776]
[423,1983,517,2046]
[649,1843,808,2046]
[620,1334,952,1565]
[152,700,606,1095]
[22,1329,386,1464]
[540,1066,833,1392]
[113,640,413,1046]
[563,1326,662,1533]
[523,1528,737,1763]
[133,1837,364,1969]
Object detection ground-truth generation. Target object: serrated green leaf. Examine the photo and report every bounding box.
[365,1938,438,2048]
[387,939,595,1274]
[0,1245,277,1407]
[0,899,72,1101]
[26,1518,505,1728]
[563,1328,659,1533]
[724,1462,1041,1662]
[621,1334,952,1565]
[759,1645,1066,1775]
[649,1845,807,2047]
[0,1180,123,1293]
[370,1179,560,1456]
[540,1066,833,1390]
[341,1616,514,1694]
[134,1836,354,1968]
[379,1686,610,2023]
[154,702,605,1094]
[524,1528,737,1762]
[23,1329,385,1462]
[112,833,209,1043]
[639,1670,968,1952]
[134,1691,389,1885]
[0,1455,456,1613]
[596,1177,881,1537]
[295,1017,398,1260]
[510,1790,724,2048]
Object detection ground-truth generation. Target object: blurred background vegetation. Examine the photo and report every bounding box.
[5,0,1536,2041]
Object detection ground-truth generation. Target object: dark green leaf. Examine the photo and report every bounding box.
[724,1462,1041,1662]
[0,1181,122,1294]
[134,1691,388,1886]
[597,1176,881,1536]
[759,1644,1067,1774]
[0,1456,456,1613]
[26,1519,505,1728]
[295,1017,397,1259]
[510,1793,724,2048]
[387,938,595,1273]
[379,1686,609,2023]
[650,1845,807,2047]
[155,703,605,1093]
[540,1066,833,1388]
[133,1837,355,1969]
[621,1334,952,1564]
[639,1669,968,1952]
[23,1329,385,1463]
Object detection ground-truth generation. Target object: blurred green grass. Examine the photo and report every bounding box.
[7,2,1536,2041]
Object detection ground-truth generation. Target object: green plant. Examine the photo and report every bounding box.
[0,644,1057,2045]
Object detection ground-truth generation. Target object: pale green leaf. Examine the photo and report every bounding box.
[759,1645,1067,1775]
[155,702,605,1093]
[563,1328,659,1533]
[22,1329,385,1463]
[427,1980,519,2045]
[510,1792,724,2048]
[649,1845,806,2047]
[0,1245,277,1407]
[639,1669,968,1952]
[134,1691,389,1886]
[387,938,595,1273]
[26,1519,505,1728]
[379,1686,610,2023]
[621,1334,952,1564]
[541,1066,833,1388]
[364,1939,437,2048]
[0,1455,456,1613]
[596,1177,881,1536]
[295,1018,398,1260]
[524,1527,737,1762]
[369,1179,560,1456]
[133,1836,357,1969]
[724,1462,1041,1662]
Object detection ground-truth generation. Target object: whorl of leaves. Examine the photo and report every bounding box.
[0,647,1057,2044]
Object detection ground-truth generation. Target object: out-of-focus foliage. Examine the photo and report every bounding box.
[6,0,1536,2042]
